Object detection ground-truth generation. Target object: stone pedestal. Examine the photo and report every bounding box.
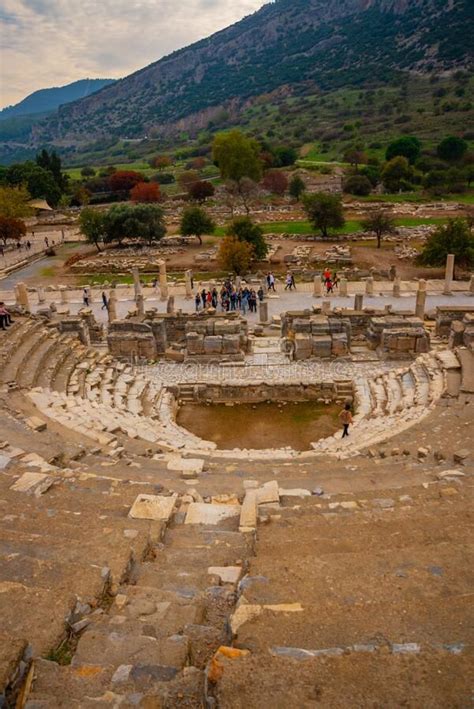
[259,301,269,323]
[108,291,117,322]
[393,277,401,297]
[59,286,68,304]
[339,278,348,297]
[443,253,455,295]
[132,268,142,300]
[16,282,30,312]
[137,294,145,317]
[415,279,427,320]
[354,294,363,311]
[365,277,374,296]
[185,270,193,299]
[313,277,322,297]
[159,260,168,301]
[322,300,331,314]
[167,295,175,314]
[37,287,45,304]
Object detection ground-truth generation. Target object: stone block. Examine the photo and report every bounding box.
[222,335,240,354]
[207,566,242,584]
[312,336,332,357]
[186,333,205,355]
[25,416,47,432]
[128,493,178,521]
[256,481,279,505]
[239,490,257,531]
[166,458,205,476]
[203,336,223,355]
[10,472,53,495]
[185,503,240,525]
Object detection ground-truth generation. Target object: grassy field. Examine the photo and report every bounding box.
[214,216,446,237]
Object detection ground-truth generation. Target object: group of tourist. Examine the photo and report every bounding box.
[322,267,340,294]
[195,281,264,314]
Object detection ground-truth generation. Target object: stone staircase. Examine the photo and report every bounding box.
[211,479,474,707]
[312,352,454,458]
[24,504,253,707]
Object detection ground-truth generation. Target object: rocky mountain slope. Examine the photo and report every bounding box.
[31,0,474,145]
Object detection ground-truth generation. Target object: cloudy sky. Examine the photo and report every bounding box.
[1,0,267,108]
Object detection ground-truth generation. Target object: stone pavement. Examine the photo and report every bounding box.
[3,288,473,325]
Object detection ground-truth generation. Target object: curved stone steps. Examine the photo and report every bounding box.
[0,319,44,374]
[1,328,51,385]
[34,335,73,389]
[50,345,84,392]
[18,332,64,389]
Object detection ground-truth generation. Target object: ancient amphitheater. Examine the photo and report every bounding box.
[0,267,473,707]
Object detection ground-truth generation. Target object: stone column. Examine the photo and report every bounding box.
[16,282,30,312]
[415,279,427,320]
[132,268,142,300]
[339,278,348,297]
[158,260,168,301]
[322,300,331,314]
[313,277,322,297]
[59,286,68,304]
[37,287,45,304]
[235,276,242,291]
[443,253,455,295]
[365,277,374,296]
[167,295,175,314]
[137,293,145,317]
[354,293,363,311]
[259,301,269,323]
[107,290,117,322]
[185,270,193,299]
[469,274,474,294]
[393,277,401,297]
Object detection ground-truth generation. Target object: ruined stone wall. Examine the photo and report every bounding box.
[367,316,429,355]
[174,381,351,404]
[281,311,351,360]
[436,306,474,338]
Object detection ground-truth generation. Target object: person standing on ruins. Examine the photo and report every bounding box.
[195,292,201,311]
[339,403,353,438]
[0,302,13,329]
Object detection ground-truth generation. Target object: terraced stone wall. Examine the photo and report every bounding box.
[171,381,352,405]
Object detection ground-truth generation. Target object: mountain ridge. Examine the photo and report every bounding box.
[27,0,474,146]
[0,78,116,121]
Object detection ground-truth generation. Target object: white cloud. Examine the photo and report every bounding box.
[0,0,267,107]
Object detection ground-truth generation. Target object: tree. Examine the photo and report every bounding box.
[81,166,96,177]
[36,149,68,191]
[386,137,421,165]
[6,162,62,207]
[189,180,215,203]
[79,208,107,252]
[130,181,161,203]
[219,236,253,275]
[303,193,345,237]
[71,185,91,206]
[343,174,372,196]
[437,136,468,163]
[360,164,381,187]
[343,148,368,172]
[228,217,268,260]
[104,204,166,246]
[381,156,414,192]
[262,169,288,196]
[418,218,473,272]
[273,146,297,167]
[361,210,396,248]
[0,185,33,218]
[0,216,26,245]
[289,174,306,201]
[180,206,215,245]
[151,155,173,170]
[212,130,262,183]
[108,170,144,193]
[212,129,264,213]
[178,170,200,192]
[189,156,207,170]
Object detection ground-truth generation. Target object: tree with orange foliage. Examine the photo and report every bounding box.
[189,180,215,203]
[178,170,200,192]
[0,216,26,245]
[152,155,173,170]
[262,169,288,196]
[109,170,144,192]
[130,181,161,203]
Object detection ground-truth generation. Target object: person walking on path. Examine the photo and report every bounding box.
[285,273,293,291]
[83,288,89,307]
[268,272,276,292]
[195,292,201,311]
[339,403,353,438]
[101,291,108,310]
